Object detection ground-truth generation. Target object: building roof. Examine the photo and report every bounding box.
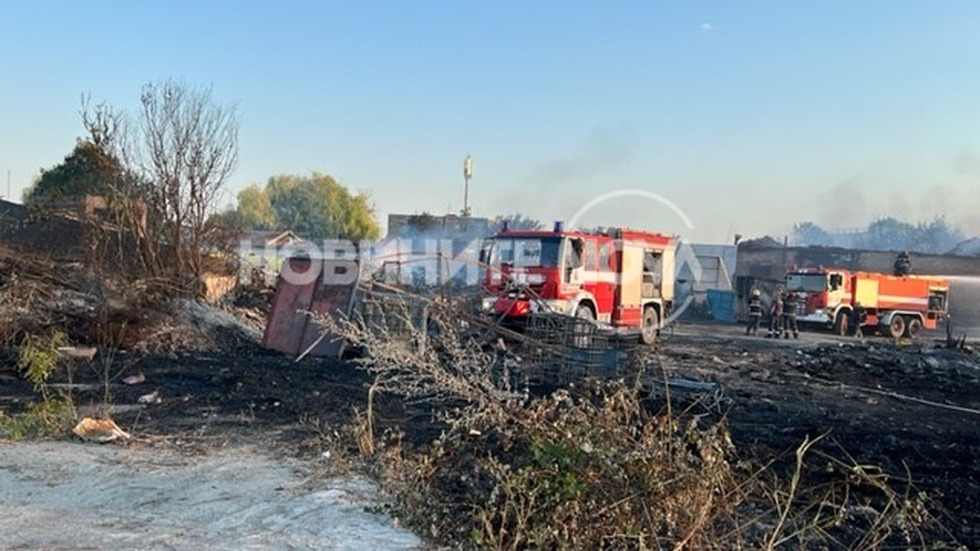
[0,199,28,223]
[241,230,304,249]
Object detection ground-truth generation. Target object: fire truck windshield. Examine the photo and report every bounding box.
[490,237,562,268]
[785,273,828,292]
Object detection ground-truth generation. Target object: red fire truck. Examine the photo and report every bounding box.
[481,223,676,344]
[785,267,950,338]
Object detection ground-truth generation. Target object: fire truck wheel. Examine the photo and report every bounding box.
[574,304,595,321]
[905,317,922,339]
[834,311,849,336]
[888,315,906,339]
[640,307,659,345]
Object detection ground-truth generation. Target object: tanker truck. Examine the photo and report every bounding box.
[784,267,950,338]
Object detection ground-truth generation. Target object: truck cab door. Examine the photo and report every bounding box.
[480,239,500,287]
[827,272,847,308]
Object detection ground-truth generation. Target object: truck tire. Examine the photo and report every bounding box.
[574,303,594,321]
[640,306,659,345]
[888,315,906,339]
[905,317,922,339]
[834,311,849,336]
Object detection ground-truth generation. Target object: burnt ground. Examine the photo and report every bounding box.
[2,322,979,547]
[659,323,980,546]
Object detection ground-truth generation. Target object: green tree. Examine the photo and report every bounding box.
[234,184,276,230]
[24,140,128,204]
[232,173,381,242]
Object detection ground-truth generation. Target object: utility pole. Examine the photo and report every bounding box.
[5,169,9,201]
[462,154,473,218]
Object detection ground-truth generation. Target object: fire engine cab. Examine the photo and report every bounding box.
[785,267,950,338]
[481,223,676,344]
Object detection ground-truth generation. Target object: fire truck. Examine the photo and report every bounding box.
[481,223,676,344]
[784,267,950,338]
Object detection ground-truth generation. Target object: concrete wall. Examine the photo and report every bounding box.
[682,244,737,291]
[736,245,980,280]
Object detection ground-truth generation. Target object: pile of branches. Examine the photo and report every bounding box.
[0,247,256,355]
[316,297,955,549]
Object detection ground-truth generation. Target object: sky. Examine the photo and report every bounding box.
[2,1,979,243]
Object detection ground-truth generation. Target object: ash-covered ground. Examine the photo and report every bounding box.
[2,320,978,548]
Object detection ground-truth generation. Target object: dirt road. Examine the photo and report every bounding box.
[0,440,420,550]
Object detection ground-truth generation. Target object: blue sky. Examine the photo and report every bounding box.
[2,1,979,242]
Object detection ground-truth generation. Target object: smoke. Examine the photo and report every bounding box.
[489,126,639,225]
[815,178,870,229]
[954,148,980,177]
[917,184,961,223]
[530,125,637,187]
[953,148,980,235]
[813,163,980,239]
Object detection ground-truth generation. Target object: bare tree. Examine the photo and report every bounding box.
[134,80,239,281]
[78,83,238,287]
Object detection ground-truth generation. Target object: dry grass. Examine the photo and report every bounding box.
[307,295,959,549]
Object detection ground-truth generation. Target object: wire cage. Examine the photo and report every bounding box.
[357,287,429,354]
[520,313,626,384]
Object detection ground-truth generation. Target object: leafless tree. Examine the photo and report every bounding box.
[134,80,239,281]
[79,82,239,287]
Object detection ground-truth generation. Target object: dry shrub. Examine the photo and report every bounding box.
[316,295,955,550]
[400,385,739,549]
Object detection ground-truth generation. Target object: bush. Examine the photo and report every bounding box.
[0,332,78,440]
[0,395,77,440]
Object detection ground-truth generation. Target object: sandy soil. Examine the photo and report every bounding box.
[0,440,421,550]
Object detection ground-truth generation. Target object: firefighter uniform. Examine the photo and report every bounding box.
[781,292,800,339]
[767,291,783,338]
[851,302,867,338]
[746,290,763,335]
[894,251,912,276]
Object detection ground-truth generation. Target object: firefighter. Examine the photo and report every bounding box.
[894,251,912,276]
[851,301,867,338]
[746,289,763,336]
[781,291,800,339]
[767,288,783,338]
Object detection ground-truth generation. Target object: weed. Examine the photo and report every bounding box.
[18,331,68,398]
[0,395,76,439]
[1,332,78,440]
[317,293,953,549]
